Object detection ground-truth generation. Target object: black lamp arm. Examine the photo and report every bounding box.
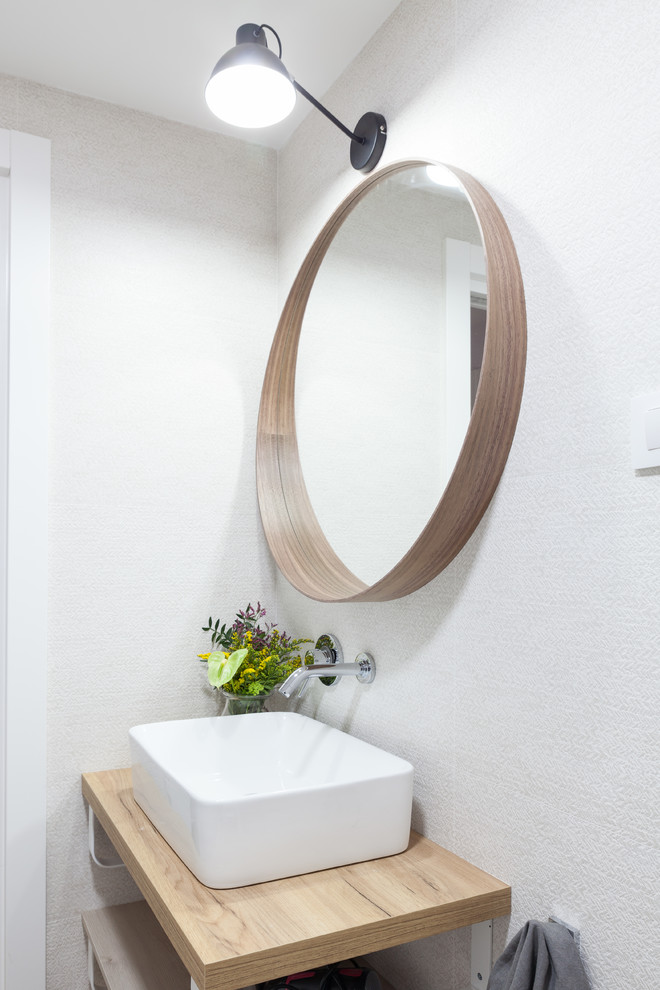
[250,24,365,147]
[293,81,365,145]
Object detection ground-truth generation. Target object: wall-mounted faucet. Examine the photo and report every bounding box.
[278,634,375,699]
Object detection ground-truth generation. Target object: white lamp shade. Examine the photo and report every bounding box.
[205,49,296,128]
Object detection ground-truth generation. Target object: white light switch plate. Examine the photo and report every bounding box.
[645,405,660,450]
[631,391,660,468]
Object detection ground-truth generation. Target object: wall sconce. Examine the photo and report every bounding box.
[205,23,387,173]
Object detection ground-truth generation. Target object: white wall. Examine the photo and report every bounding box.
[275,1,660,988]
[1,0,658,985]
[0,76,279,989]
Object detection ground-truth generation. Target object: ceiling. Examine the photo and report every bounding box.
[0,0,403,148]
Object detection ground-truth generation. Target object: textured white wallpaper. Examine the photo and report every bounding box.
[274,1,660,989]
[0,0,658,985]
[0,77,279,989]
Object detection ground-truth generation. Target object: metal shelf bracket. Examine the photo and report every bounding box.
[88,807,125,869]
[471,919,493,988]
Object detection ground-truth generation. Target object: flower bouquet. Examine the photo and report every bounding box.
[198,603,313,713]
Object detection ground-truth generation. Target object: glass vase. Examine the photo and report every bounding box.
[219,688,273,715]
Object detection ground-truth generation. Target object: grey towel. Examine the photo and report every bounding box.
[487,920,590,990]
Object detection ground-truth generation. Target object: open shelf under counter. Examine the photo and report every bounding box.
[82,900,398,990]
[82,768,510,990]
[82,900,190,990]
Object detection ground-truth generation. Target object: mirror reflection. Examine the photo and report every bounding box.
[295,164,487,586]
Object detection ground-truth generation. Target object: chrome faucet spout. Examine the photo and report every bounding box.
[278,654,375,699]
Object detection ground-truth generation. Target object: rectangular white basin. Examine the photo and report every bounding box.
[129,711,413,889]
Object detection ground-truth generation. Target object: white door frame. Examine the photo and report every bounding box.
[445,237,486,472]
[0,128,50,990]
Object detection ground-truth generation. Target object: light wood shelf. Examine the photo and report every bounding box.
[82,768,510,990]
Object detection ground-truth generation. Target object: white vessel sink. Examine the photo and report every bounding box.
[129,711,413,889]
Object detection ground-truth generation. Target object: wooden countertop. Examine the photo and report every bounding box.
[83,768,510,990]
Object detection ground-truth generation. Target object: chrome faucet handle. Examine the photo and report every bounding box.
[313,633,342,662]
[313,633,342,686]
[354,651,376,684]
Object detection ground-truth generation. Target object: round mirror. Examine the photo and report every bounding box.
[296,164,486,586]
[257,160,526,602]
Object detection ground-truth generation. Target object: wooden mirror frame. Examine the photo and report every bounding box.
[256,160,526,602]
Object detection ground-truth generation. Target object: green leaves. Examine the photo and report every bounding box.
[202,618,231,648]
[200,604,313,697]
[206,648,248,688]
